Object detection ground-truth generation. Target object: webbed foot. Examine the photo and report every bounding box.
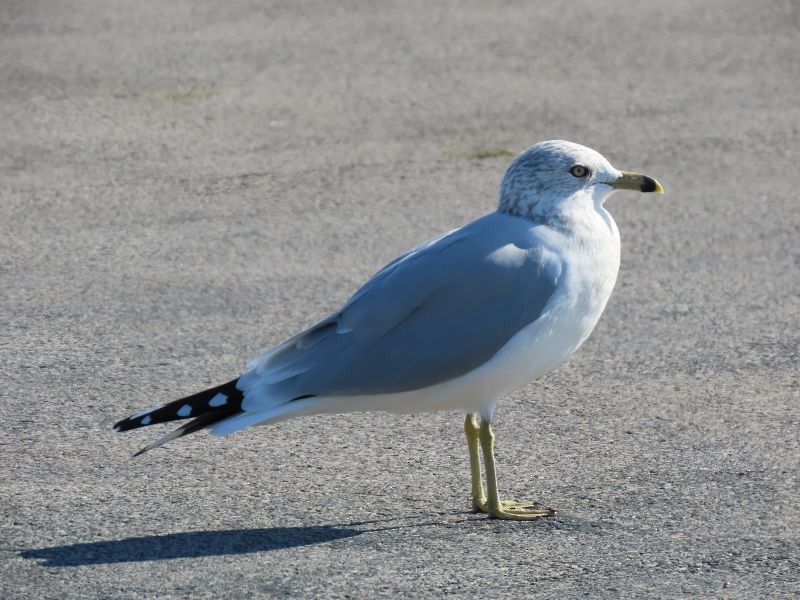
[474,499,555,520]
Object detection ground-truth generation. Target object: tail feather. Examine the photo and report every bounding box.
[132,412,230,456]
[114,378,245,456]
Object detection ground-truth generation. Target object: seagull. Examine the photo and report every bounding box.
[114,140,663,520]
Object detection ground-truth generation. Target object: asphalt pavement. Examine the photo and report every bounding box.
[1,0,798,597]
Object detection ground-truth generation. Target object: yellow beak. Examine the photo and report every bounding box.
[610,171,664,193]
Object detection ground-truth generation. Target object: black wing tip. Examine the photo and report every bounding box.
[113,418,139,433]
[113,377,244,434]
[113,414,155,432]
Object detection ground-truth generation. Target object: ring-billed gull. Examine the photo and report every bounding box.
[114,140,663,520]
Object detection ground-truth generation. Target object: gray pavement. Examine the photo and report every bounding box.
[1,0,798,597]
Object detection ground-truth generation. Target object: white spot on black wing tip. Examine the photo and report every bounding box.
[209,393,228,407]
[131,406,159,419]
[177,404,192,417]
[141,415,152,425]
[113,425,122,432]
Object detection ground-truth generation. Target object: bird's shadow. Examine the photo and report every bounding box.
[19,525,363,567]
[20,512,605,567]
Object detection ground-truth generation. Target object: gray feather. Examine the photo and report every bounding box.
[239,212,560,398]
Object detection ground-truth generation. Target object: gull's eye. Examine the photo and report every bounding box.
[569,165,590,178]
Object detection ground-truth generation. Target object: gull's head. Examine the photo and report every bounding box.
[498,140,663,221]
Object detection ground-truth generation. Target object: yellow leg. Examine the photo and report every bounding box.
[477,419,555,520]
[464,414,486,511]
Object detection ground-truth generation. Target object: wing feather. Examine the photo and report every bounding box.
[241,213,561,402]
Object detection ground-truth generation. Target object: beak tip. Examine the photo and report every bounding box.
[640,175,664,194]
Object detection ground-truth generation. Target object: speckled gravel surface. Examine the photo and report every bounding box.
[1,0,798,597]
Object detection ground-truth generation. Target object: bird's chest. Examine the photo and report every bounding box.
[503,231,621,387]
[561,237,621,324]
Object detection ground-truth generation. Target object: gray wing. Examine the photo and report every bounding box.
[242,212,561,398]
